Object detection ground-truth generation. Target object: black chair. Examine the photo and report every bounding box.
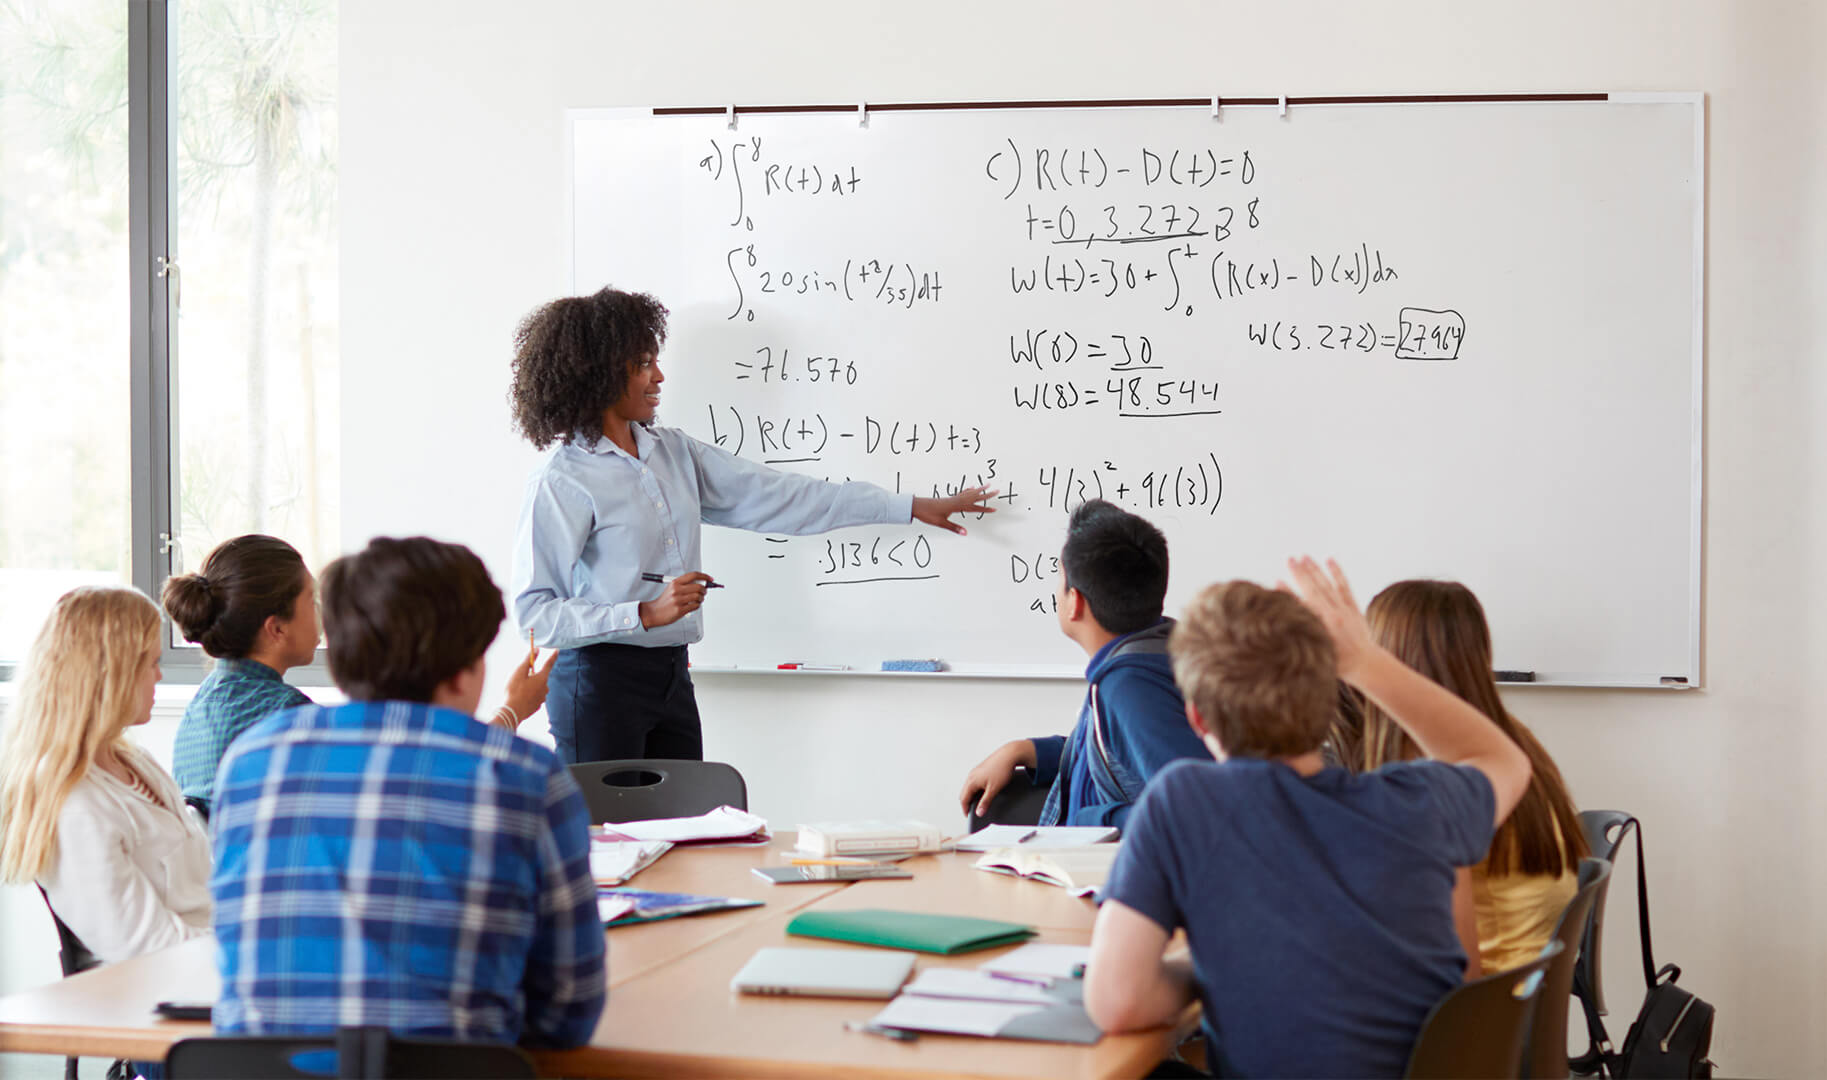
[165,1025,535,1079]
[965,766,1049,833]
[1572,810,1637,1073]
[1405,940,1562,1079]
[567,758,746,823]
[184,795,211,823]
[35,884,115,1080]
[1522,857,1612,1079]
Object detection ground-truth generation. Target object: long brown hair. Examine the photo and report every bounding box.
[1360,580,1588,877]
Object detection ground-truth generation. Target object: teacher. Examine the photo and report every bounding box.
[509,286,995,765]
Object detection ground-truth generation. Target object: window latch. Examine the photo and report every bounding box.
[156,255,180,310]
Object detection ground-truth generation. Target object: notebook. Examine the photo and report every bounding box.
[731,947,917,999]
[952,825,1118,852]
[972,845,1120,897]
[753,864,914,884]
[786,909,1035,955]
[866,994,1102,1044]
[597,888,763,927]
[979,943,1091,980]
[902,967,1084,1006]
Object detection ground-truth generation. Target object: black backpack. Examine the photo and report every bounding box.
[1575,818,1717,1078]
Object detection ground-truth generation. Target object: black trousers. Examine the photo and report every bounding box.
[547,643,703,765]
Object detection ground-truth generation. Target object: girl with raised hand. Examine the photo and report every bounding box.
[1358,579,1590,976]
[0,587,212,964]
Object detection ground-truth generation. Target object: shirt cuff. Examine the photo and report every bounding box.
[606,600,644,635]
[887,492,915,524]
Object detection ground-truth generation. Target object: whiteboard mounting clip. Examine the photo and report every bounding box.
[726,104,737,130]
[1278,95,1288,117]
[858,102,868,127]
[1210,96,1221,118]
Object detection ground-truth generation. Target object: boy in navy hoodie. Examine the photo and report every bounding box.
[959,500,1207,828]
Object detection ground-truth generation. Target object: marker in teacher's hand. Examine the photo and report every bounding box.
[641,572,725,589]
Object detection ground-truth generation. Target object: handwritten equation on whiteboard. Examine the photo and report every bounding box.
[682,129,1467,609]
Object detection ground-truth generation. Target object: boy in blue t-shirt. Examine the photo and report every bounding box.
[1086,557,1533,1078]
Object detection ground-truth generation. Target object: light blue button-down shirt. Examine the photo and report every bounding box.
[512,424,915,649]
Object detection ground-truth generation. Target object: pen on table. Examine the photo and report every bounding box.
[844,1020,918,1042]
[1012,829,1038,844]
[641,571,725,589]
[987,970,1054,988]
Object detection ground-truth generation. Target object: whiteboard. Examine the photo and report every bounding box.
[567,95,1703,687]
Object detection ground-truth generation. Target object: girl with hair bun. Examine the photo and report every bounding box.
[0,586,213,964]
[163,535,318,811]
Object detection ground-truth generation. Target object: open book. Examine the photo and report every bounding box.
[972,845,1120,897]
[588,839,672,886]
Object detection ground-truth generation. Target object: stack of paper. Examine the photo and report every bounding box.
[588,839,672,885]
[596,805,770,845]
[953,825,1118,852]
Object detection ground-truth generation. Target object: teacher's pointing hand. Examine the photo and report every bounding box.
[912,486,1000,536]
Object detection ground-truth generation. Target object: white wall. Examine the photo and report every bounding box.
[341,2,1826,1074]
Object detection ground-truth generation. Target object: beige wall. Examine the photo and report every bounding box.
[340,3,1827,1074]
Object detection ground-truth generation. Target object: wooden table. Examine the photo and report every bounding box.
[0,841,1194,1079]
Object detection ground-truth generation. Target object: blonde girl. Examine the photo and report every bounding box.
[0,587,212,963]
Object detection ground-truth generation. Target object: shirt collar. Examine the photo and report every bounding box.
[217,657,283,682]
[579,425,652,461]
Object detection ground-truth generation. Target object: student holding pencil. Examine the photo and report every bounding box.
[508,286,995,764]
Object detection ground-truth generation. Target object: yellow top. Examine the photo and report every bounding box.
[1471,857,1579,973]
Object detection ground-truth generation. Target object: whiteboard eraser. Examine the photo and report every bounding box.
[881,659,945,672]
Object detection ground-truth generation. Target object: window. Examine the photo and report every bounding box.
[171,0,339,608]
[0,0,134,661]
[0,0,337,676]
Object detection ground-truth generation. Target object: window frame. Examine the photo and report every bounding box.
[124,0,330,686]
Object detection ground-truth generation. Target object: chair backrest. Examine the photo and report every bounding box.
[35,885,106,1080]
[1522,857,1612,1079]
[1405,940,1563,1079]
[166,1027,536,1079]
[1575,810,1636,1020]
[965,766,1049,832]
[568,758,746,824]
[34,884,100,978]
[1580,809,1635,863]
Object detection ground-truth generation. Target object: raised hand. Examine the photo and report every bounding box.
[1286,556,1378,684]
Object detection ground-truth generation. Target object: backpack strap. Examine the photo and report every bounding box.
[1086,682,1134,804]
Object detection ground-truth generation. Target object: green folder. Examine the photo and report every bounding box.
[786,909,1036,955]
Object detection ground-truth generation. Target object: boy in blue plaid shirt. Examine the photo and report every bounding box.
[210,537,605,1048]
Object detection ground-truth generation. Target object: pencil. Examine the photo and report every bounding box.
[527,629,537,671]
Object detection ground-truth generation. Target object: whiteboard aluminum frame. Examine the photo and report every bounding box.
[564,93,1706,690]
